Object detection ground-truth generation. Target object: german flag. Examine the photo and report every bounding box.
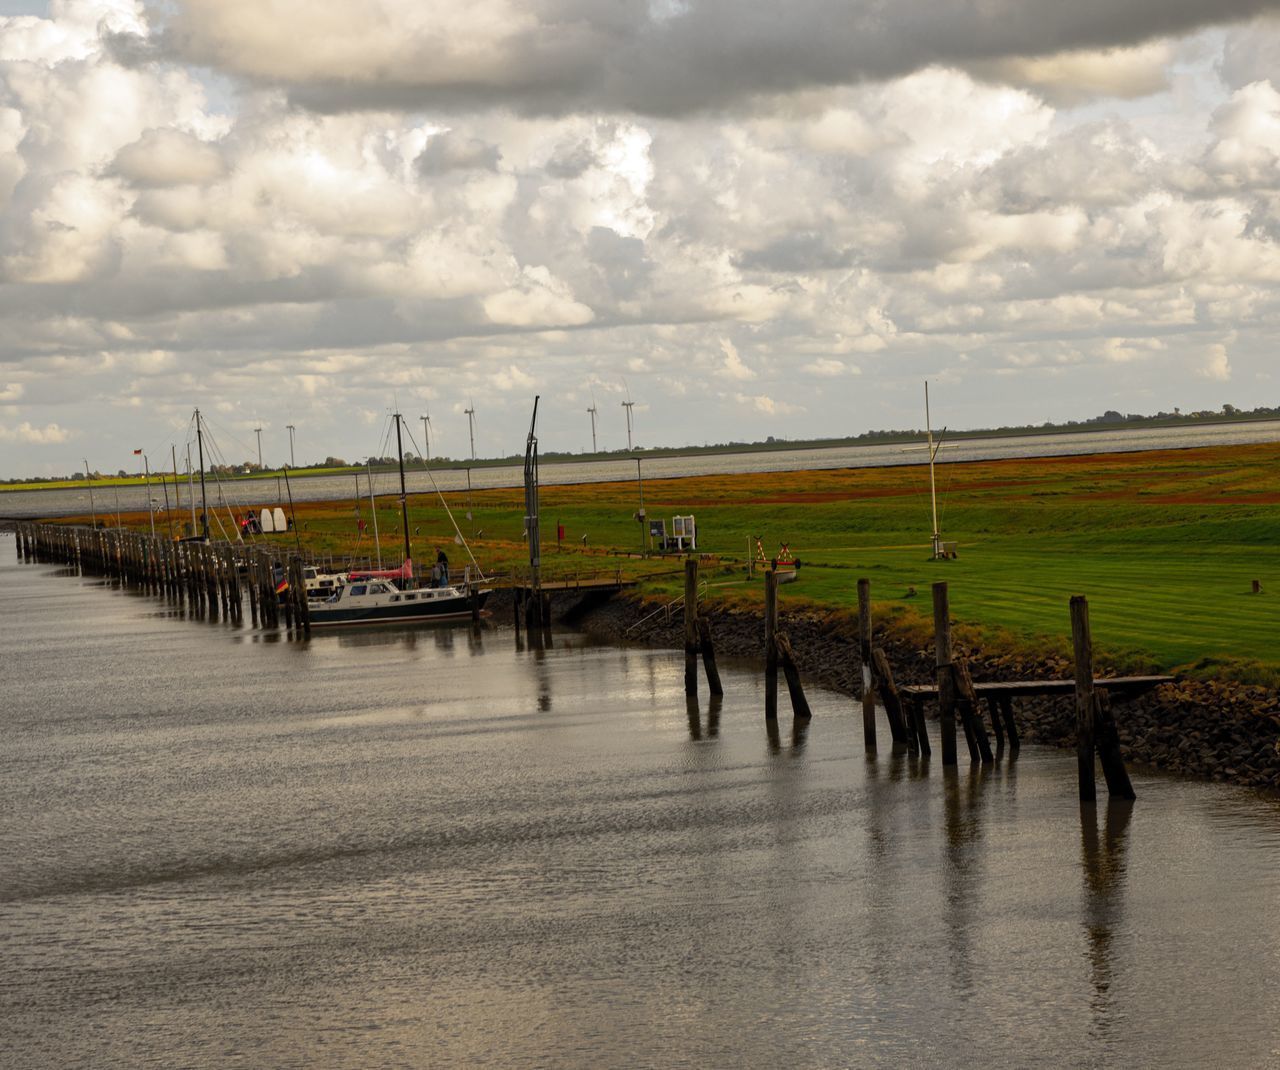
[275,577,289,594]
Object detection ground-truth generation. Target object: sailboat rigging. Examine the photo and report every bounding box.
[307,411,489,626]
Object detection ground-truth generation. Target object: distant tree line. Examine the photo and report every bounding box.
[3,403,1278,483]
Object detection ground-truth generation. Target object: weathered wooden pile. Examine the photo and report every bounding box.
[649,559,1169,803]
[13,521,312,634]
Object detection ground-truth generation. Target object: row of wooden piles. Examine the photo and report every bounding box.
[13,522,313,635]
[680,558,1134,804]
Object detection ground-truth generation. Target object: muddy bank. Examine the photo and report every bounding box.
[569,592,1280,792]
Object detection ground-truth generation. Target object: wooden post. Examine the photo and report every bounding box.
[952,659,993,763]
[933,581,957,766]
[1070,595,1096,803]
[1094,689,1136,800]
[764,569,778,721]
[986,695,1004,750]
[870,648,910,751]
[698,616,724,696]
[999,695,1019,752]
[248,552,259,624]
[774,632,812,719]
[857,578,877,750]
[684,557,699,697]
[525,588,536,630]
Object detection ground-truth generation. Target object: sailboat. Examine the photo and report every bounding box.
[308,412,490,626]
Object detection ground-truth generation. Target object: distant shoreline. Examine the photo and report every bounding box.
[4,412,1279,493]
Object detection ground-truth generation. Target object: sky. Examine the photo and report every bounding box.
[2,0,1280,475]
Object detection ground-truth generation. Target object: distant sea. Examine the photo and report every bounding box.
[3,418,1278,520]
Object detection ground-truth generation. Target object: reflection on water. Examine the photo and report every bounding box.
[1081,801,1134,1045]
[2,534,1279,1070]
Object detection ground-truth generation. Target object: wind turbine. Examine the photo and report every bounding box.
[464,400,476,460]
[285,424,296,467]
[587,393,598,453]
[621,382,635,452]
[420,412,432,463]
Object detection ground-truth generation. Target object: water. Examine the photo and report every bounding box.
[2,532,1278,1069]
[4,418,1280,520]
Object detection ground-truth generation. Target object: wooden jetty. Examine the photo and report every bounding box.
[14,518,1168,804]
[507,568,636,633]
[900,677,1172,702]
[899,675,1171,766]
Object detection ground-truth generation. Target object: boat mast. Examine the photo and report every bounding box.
[523,396,541,598]
[84,458,96,529]
[366,461,382,570]
[195,408,209,540]
[186,445,197,535]
[171,444,180,533]
[394,412,412,583]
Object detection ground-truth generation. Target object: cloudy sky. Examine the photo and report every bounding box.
[2,0,1280,475]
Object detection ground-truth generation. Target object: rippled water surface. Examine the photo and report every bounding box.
[1,533,1278,1068]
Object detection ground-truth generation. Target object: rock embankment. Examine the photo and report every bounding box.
[572,593,1280,792]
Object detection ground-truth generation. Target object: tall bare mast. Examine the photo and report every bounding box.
[925,381,945,559]
[366,461,381,570]
[195,408,209,540]
[84,458,96,529]
[186,445,197,533]
[394,412,412,578]
[524,397,541,598]
[170,444,180,527]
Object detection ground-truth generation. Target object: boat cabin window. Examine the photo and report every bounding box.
[370,582,392,594]
[388,595,401,602]
[348,584,368,597]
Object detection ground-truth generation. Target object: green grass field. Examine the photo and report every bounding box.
[528,443,1280,681]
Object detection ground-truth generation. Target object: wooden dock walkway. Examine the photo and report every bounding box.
[901,676,1173,702]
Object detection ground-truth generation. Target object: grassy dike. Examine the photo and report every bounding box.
[56,440,1280,685]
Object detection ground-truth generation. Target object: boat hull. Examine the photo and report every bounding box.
[309,589,490,627]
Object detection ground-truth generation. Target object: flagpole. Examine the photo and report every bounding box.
[142,453,155,539]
